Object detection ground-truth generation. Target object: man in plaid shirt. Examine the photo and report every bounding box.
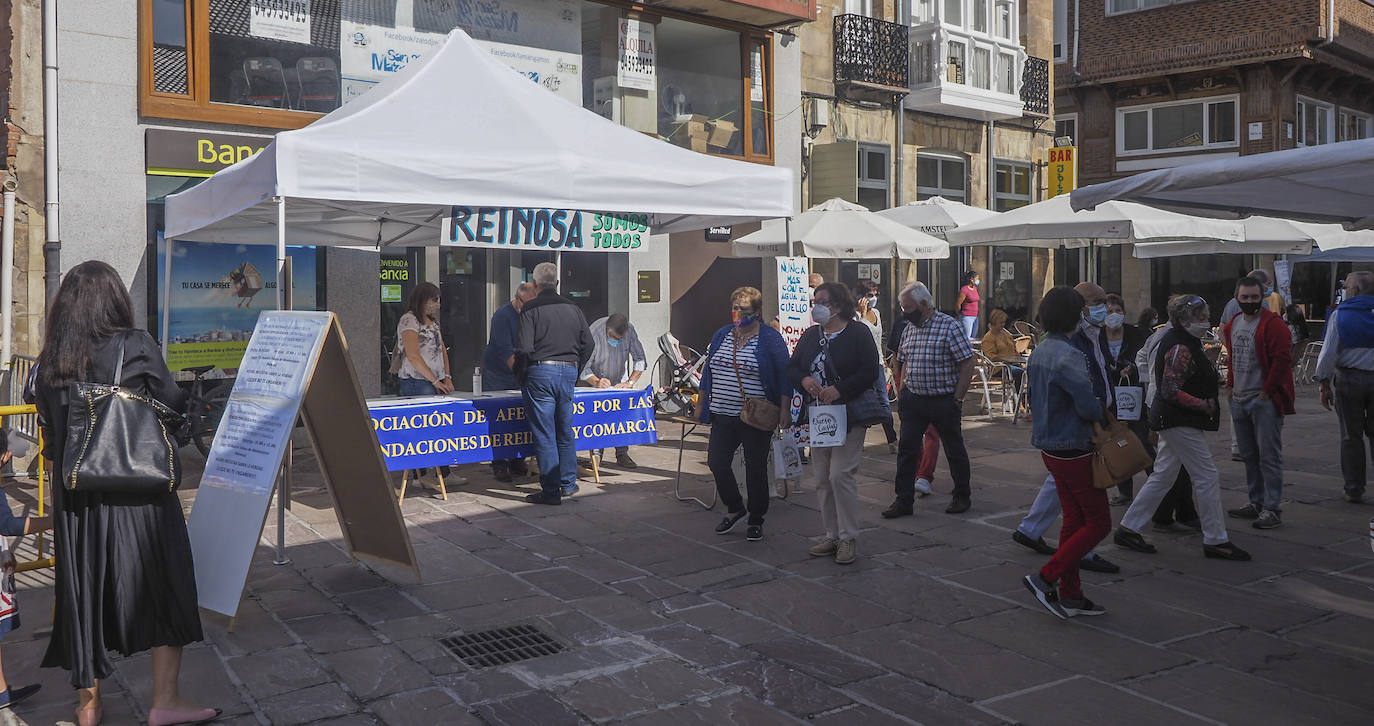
[886,281,977,517]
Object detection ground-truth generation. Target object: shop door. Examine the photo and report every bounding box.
[989,247,1031,324]
[520,253,610,326]
[440,249,490,389]
[379,250,424,396]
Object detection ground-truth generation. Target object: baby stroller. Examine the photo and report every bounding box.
[652,331,705,417]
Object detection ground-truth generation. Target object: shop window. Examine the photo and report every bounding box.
[858,144,890,212]
[1340,111,1371,141]
[1116,96,1238,155]
[1297,96,1334,147]
[1055,115,1077,144]
[916,152,966,203]
[656,16,771,161]
[993,160,1031,212]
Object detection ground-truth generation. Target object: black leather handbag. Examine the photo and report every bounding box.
[62,334,186,495]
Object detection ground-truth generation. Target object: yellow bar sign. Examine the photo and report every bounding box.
[1048,146,1077,198]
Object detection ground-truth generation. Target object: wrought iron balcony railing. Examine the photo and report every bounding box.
[834,14,909,100]
[1021,55,1050,117]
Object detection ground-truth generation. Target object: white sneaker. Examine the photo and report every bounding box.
[914,478,933,496]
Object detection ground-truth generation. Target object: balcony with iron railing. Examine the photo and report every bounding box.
[1021,55,1050,117]
[833,14,909,104]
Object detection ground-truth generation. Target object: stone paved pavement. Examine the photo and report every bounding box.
[2,398,1372,725]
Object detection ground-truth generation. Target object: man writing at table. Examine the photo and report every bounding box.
[513,263,594,504]
[582,313,647,469]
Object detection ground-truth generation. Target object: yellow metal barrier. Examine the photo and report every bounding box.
[0,404,54,572]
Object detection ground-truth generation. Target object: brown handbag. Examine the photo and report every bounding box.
[1091,412,1153,489]
[732,333,780,431]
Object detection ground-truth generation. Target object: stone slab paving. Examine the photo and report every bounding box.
[0,400,1371,724]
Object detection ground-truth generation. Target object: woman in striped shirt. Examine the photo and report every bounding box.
[698,287,791,542]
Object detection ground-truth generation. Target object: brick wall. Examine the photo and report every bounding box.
[1062,0,1321,82]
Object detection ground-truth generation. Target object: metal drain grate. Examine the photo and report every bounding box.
[440,625,565,668]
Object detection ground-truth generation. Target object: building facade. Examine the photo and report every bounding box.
[2,0,810,394]
[798,0,1056,326]
[1055,0,1374,318]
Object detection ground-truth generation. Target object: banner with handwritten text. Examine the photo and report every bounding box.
[776,257,812,353]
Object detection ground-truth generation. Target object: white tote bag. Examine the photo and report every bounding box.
[807,404,848,448]
[772,434,803,480]
[1115,382,1143,422]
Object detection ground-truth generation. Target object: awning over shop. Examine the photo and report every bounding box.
[1070,138,1374,229]
[164,28,794,246]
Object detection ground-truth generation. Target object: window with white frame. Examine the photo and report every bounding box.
[994,160,1032,211]
[995,52,1014,94]
[1340,110,1372,142]
[1116,96,1238,155]
[917,152,967,203]
[844,0,875,17]
[858,143,890,211]
[914,0,935,24]
[944,0,963,26]
[971,47,991,89]
[995,0,1014,39]
[1054,0,1068,61]
[973,0,989,33]
[1107,0,1195,14]
[911,39,933,85]
[1055,115,1078,144]
[947,41,967,83]
[1297,97,1334,146]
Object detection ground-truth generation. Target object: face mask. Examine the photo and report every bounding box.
[1186,322,1211,338]
[607,338,622,348]
[904,307,925,324]
[1105,312,1125,329]
[732,310,756,327]
[811,304,832,326]
[868,295,878,308]
[972,280,980,287]
[1084,303,1108,327]
[1238,301,1262,316]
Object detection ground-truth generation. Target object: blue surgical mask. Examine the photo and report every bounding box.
[607,338,622,348]
[1084,304,1108,326]
[811,304,832,326]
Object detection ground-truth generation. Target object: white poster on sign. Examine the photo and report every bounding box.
[250,0,312,44]
[617,18,655,91]
[777,257,812,354]
[1274,259,1292,305]
[339,23,582,105]
[751,47,764,103]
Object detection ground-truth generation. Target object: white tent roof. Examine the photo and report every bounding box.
[1070,138,1374,229]
[874,196,999,239]
[164,29,794,245]
[945,195,1244,248]
[732,198,950,259]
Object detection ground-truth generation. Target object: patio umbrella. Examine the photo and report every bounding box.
[1130,217,1374,258]
[733,198,950,259]
[944,194,1245,249]
[875,196,999,239]
[1069,138,1374,228]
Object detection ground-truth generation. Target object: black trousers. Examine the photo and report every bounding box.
[708,415,773,525]
[895,392,971,500]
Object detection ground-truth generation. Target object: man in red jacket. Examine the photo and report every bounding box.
[1221,276,1296,529]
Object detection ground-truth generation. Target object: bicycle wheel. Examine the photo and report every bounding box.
[192,385,232,457]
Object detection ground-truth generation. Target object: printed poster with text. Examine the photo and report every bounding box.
[156,235,318,374]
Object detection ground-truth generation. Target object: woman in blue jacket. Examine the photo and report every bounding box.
[698,286,791,542]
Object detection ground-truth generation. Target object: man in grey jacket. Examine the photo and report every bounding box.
[581,313,647,468]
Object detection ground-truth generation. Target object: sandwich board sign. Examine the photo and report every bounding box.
[188,310,419,617]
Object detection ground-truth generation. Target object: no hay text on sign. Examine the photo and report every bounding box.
[442,206,652,251]
[775,257,812,353]
[1047,146,1077,199]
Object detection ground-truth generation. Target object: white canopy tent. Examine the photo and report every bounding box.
[1069,138,1374,229]
[162,28,794,345]
[732,198,951,260]
[945,194,1245,249]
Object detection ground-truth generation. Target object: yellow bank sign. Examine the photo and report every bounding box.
[145,129,271,178]
[1047,146,1077,198]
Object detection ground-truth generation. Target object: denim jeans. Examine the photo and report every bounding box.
[1334,367,1374,497]
[961,315,978,340]
[895,393,971,500]
[707,415,772,525]
[1231,397,1285,512]
[398,376,436,396]
[522,364,578,497]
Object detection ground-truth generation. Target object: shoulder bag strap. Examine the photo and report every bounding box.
[730,331,749,401]
[111,333,129,387]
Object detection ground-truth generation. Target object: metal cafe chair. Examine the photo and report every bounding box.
[295,57,341,112]
[243,57,289,108]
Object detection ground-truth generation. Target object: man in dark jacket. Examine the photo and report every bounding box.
[515,263,594,504]
[485,282,537,482]
[1222,276,1295,529]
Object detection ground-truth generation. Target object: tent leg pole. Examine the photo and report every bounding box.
[274,196,291,566]
[161,236,174,361]
[786,218,794,257]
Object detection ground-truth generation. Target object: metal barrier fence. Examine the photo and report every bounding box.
[6,355,38,445]
[0,403,52,572]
